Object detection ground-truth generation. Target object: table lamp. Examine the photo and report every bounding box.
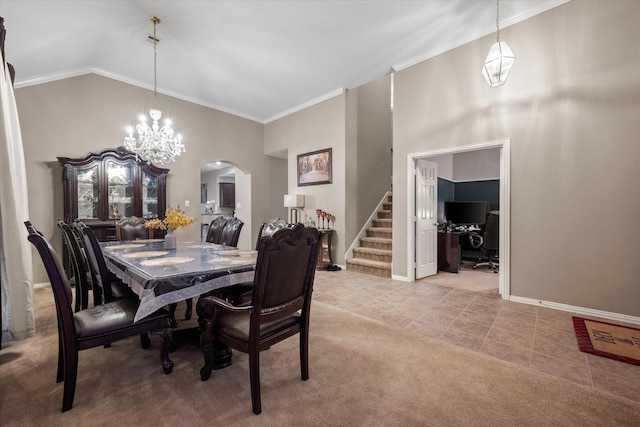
[284,194,305,224]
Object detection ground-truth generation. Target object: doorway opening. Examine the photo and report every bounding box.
[407,139,510,299]
[201,160,252,250]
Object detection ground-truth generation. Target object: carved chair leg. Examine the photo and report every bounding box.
[200,318,214,381]
[140,333,151,349]
[167,303,178,328]
[56,323,64,383]
[249,350,262,415]
[160,327,173,375]
[61,349,79,412]
[184,298,193,320]
[300,329,309,381]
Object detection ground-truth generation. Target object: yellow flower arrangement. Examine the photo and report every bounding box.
[145,206,195,232]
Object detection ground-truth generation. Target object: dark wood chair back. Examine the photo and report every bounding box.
[254,218,289,250]
[75,221,119,304]
[57,220,92,311]
[24,220,173,412]
[205,216,227,243]
[199,224,322,414]
[115,216,152,241]
[219,217,244,247]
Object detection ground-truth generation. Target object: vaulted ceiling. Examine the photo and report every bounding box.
[3,0,568,123]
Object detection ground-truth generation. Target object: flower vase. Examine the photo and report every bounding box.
[164,230,177,250]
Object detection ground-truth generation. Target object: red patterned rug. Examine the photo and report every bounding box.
[573,317,640,366]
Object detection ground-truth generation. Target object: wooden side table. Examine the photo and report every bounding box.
[317,229,334,269]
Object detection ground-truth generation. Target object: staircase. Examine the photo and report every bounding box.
[346,193,392,278]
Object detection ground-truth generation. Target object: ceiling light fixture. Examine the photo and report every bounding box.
[481,0,515,87]
[124,16,184,164]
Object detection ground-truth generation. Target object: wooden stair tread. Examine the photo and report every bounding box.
[346,258,391,268]
[354,247,391,255]
[360,237,392,244]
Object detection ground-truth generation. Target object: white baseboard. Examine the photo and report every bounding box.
[509,295,640,326]
[34,282,49,289]
[392,274,411,282]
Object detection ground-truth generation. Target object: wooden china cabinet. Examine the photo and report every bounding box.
[58,147,169,241]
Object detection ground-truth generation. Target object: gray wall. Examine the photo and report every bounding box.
[16,74,274,283]
[264,95,348,264]
[392,0,640,316]
[350,75,393,242]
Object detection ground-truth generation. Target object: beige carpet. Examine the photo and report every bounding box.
[2,288,640,426]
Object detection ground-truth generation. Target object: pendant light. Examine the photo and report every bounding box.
[481,0,516,87]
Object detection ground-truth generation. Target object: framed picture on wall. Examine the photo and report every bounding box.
[297,148,332,186]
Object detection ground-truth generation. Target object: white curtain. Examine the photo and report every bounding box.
[0,46,34,341]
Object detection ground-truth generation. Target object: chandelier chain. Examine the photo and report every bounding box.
[496,0,500,43]
[151,17,158,107]
[152,16,158,107]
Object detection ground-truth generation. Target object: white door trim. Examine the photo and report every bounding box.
[406,139,511,300]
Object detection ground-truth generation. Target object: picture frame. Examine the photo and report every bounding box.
[297,148,332,186]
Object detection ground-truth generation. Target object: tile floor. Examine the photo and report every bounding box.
[313,266,640,404]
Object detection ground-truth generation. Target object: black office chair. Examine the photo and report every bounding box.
[473,211,499,272]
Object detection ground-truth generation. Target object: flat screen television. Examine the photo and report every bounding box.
[444,201,487,225]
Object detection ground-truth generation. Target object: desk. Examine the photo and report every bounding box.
[101,240,256,322]
[438,232,462,273]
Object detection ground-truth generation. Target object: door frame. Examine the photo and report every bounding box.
[406,139,511,299]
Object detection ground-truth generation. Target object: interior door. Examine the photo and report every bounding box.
[415,159,438,278]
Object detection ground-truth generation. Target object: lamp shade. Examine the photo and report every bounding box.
[284,194,305,208]
[481,41,515,87]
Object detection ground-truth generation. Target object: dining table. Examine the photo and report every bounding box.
[101,239,257,323]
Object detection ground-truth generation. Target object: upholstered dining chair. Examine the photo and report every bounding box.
[219,218,290,305]
[219,217,244,247]
[198,224,322,415]
[176,216,241,322]
[25,221,173,412]
[254,218,289,249]
[115,216,152,241]
[205,216,227,243]
[57,220,92,311]
[75,221,136,305]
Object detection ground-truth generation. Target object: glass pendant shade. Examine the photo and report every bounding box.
[481,41,515,87]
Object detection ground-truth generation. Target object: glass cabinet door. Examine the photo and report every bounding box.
[77,166,99,219]
[142,172,159,218]
[106,160,134,219]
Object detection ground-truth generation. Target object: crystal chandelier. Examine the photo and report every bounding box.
[124,16,184,164]
[481,0,516,87]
